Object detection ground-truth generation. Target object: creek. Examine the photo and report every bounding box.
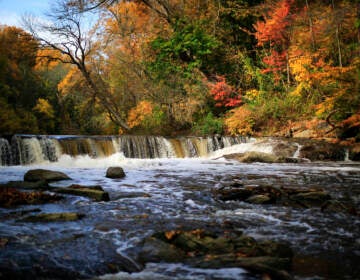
[0,135,359,279]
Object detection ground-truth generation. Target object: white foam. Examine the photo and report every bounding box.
[209,141,274,159]
[98,263,248,280]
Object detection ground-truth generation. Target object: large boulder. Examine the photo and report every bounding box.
[299,140,346,161]
[272,140,299,158]
[349,143,360,161]
[106,167,126,179]
[24,169,71,182]
[224,152,280,163]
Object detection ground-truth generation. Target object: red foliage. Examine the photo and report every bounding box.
[261,50,288,81]
[209,76,242,107]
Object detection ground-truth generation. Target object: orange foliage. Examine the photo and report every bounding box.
[342,113,360,129]
[127,101,154,128]
[254,0,294,46]
[254,0,294,78]
[225,106,254,135]
[104,2,158,57]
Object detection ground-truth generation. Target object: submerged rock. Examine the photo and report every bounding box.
[290,191,331,207]
[213,184,332,209]
[321,199,358,215]
[55,184,110,201]
[0,188,63,208]
[24,169,71,182]
[140,229,293,280]
[246,194,273,204]
[20,212,85,222]
[106,167,126,179]
[0,180,49,190]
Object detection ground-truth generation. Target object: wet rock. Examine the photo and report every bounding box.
[241,152,280,163]
[106,166,126,179]
[113,192,151,200]
[272,140,298,158]
[212,186,252,201]
[246,194,272,204]
[139,237,186,263]
[20,212,85,222]
[299,141,346,161]
[55,184,110,201]
[224,152,281,163]
[349,143,360,161]
[0,180,49,190]
[213,184,333,210]
[24,169,71,182]
[258,240,294,259]
[284,157,310,163]
[140,229,293,280]
[321,199,357,215]
[290,191,331,207]
[0,188,63,208]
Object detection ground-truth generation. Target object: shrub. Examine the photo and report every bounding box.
[225,106,254,135]
[192,112,224,135]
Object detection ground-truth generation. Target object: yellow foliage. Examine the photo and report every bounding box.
[225,106,254,136]
[35,49,64,71]
[245,89,260,102]
[33,98,55,118]
[289,54,312,83]
[127,101,153,128]
[57,67,83,96]
[290,82,310,97]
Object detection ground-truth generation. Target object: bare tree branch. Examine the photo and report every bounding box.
[23,0,130,131]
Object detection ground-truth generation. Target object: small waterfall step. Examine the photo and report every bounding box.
[0,135,250,166]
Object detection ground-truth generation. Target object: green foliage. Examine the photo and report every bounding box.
[140,105,167,134]
[149,19,219,81]
[192,112,224,136]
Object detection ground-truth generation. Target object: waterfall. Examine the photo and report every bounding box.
[0,134,250,166]
[0,138,12,166]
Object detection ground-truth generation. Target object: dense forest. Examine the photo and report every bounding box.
[0,0,359,140]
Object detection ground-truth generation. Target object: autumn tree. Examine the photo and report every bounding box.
[24,0,131,131]
[0,26,44,133]
[254,0,294,84]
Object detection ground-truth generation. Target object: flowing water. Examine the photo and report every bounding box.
[0,135,359,279]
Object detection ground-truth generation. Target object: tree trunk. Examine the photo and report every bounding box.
[286,51,290,86]
[305,0,316,50]
[357,2,360,56]
[331,0,343,67]
[80,68,130,130]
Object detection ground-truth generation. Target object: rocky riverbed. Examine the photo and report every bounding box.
[0,153,359,279]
